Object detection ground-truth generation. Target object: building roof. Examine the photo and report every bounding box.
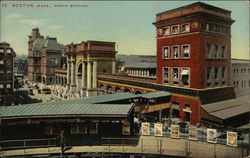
[63,93,139,104]
[65,91,171,104]
[201,95,250,120]
[0,102,134,119]
[140,91,171,99]
[33,37,61,52]
[0,42,11,48]
[125,62,156,69]
[117,54,156,65]
[231,59,250,64]
[45,38,61,51]
[33,38,46,51]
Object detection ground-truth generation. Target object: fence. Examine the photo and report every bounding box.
[0,137,58,150]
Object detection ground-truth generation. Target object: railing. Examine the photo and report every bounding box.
[0,137,58,150]
[98,73,157,83]
[98,74,199,96]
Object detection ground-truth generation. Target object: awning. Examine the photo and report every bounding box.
[181,69,189,75]
[183,108,192,113]
[236,123,250,132]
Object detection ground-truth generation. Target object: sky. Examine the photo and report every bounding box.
[0,1,249,59]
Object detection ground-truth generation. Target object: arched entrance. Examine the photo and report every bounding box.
[107,85,113,94]
[124,88,132,93]
[115,87,121,93]
[134,90,142,95]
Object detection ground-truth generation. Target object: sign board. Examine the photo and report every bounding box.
[154,123,163,137]
[171,125,180,138]
[122,121,130,135]
[141,122,150,136]
[188,127,198,140]
[207,128,217,143]
[227,131,237,147]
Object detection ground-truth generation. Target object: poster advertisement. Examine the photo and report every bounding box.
[141,122,150,136]
[170,125,180,139]
[122,121,130,135]
[227,131,237,147]
[207,128,217,143]
[188,127,198,140]
[154,123,163,137]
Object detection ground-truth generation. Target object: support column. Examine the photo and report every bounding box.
[87,61,92,89]
[81,62,86,96]
[70,61,76,93]
[112,60,116,74]
[66,61,71,91]
[82,62,86,88]
[92,61,97,89]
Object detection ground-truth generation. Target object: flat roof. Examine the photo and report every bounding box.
[231,59,250,64]
[64,93,139,104]
[125,62,156,69]
[201,95,250,120]
[0,103,134,119]
[140,91,171,99]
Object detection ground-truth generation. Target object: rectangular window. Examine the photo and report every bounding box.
[207,67,211,79]
[222,67,226,78]
[182,24,189,32]
[35,51,40,56]
[182,45,190,58]
[49,58,58,64]
[173,68,179,85]
[70,123,87,134]
[162,46,170,59]
[207,44,211,58]
[206,24,210,31]
[214,67,219,79]
[181,67,190,86]
[0,49,4,53]
[7,84,11,88]
[172,46,179,59]
[0,60,3,64]
[0,84,3,89]
[163,26,170,35]
[214,45,219,58]
[89,122,98,134]
[163,67,169,84]
[171,25,179,34]
[6,49,11,54]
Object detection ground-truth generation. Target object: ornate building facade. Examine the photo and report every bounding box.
[64,41,116,97]
[28,28,65,85]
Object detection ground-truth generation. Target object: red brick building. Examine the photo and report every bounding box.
[28,28,65,85]
[152,2,235,125]
[98,2,237,126]
[154,2,234,89]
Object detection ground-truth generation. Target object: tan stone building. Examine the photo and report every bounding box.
[54,41,116,98]
[28,28,65,85]
[231,59,250,96]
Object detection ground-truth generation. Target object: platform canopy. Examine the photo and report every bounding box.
[0,102,134,119]
[201,95,250,120]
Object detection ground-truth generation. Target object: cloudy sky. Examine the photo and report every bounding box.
[1,1,249,59]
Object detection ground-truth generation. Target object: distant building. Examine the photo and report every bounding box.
[14,57,28,76]
[117,55,157,78]
[28,28,65,85]
[231,59,250,96]
[0,42,16,106]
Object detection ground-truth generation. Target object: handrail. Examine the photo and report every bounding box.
[0,137,57,143]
